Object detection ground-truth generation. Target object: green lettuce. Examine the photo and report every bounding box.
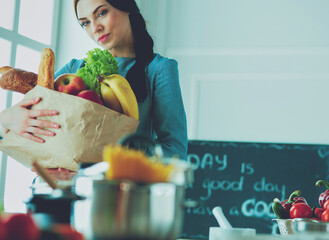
[76,48,119,95]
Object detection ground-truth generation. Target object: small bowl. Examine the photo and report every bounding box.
[209,227,256,240]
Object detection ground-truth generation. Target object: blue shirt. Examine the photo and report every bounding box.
[55,53,188,160]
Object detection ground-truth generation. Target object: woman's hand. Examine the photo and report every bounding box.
[45,168,77,181]
[0,97,60,143]
[31,167,77,181]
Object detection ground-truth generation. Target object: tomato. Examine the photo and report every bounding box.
[289,203,313,219]
[6,213,40,240]
[321,209,329,222]
[324,200,329,210]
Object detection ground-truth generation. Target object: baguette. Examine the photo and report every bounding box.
[0,67,38,94]
[37,48,55,89]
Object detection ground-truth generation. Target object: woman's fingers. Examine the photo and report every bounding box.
[28,119,60,129]
[25,126,56,137]
[18,121,59,143]
[46,168,77,181]
[32,168,77,181]
[18,97,59,119]
[3,97,61,143]
[58,167,76,173]
[18,97,41,107]
[20,132,45,143]
[28,109,59,118]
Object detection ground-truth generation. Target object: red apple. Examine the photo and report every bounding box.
[76,90,104,105]
[54,74,86,95]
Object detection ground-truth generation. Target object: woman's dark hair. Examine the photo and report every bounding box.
[74,0,154,102]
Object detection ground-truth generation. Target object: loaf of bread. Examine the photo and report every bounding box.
[37,48,55,89]
[0,66,38,94]
[0,48,55,94]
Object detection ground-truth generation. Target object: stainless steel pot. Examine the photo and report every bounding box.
[72,160,194,240]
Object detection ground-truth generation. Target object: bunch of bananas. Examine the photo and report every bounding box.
[99,74,139,120]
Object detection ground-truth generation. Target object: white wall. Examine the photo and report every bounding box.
[56,0,329,145]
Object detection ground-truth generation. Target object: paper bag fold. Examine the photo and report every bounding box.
[0,86,139,171]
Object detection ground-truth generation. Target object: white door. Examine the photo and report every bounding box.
[141,0,329,144]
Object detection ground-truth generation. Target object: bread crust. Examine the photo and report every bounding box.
[0,68,38,94]
[37,48,55,89]
[0,66,13,75]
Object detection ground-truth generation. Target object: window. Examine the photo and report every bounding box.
[0,0,60,213]
[0,1,15,30]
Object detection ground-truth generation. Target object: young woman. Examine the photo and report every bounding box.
[61,0,188,158]
[0,0,187,177]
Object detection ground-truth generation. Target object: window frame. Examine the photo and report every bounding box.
[0,0,61,210]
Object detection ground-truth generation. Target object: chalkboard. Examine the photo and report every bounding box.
[181,141,329,239]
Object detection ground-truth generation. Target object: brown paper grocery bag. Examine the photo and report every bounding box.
[0,86,139,171]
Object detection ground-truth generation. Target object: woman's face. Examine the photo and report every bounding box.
[76,0,134,56]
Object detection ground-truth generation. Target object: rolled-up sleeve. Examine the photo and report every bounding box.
[152,59,188,160]
[55,59,85,79]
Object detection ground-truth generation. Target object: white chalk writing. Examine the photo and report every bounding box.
[241,198,276,218]
[186,205,213,216]
[241,162,255,175]
[201,177,244,200]
[253,177,286,200]
[187,153,227,171]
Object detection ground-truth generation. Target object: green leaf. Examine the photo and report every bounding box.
[77,48,119,95]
